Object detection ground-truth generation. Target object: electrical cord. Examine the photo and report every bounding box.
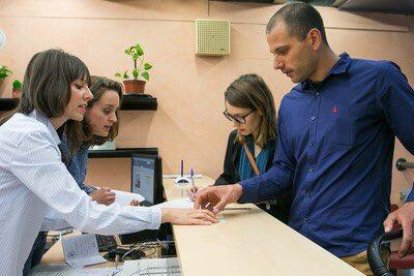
[367,229,402,276]
[104,240,176,262]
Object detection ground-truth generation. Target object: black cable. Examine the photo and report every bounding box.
[367,229,402,276]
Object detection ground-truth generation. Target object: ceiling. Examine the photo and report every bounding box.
[338,0,414,14]
[213,0,414,14]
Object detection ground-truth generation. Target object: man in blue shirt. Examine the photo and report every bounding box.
[195,2,414,274]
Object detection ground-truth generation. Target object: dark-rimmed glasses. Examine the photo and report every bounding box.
[223,110,254,124]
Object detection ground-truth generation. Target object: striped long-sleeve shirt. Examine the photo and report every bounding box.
[0,111,161,275]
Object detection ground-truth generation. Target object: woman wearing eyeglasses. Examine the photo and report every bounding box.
[190,74,291,223]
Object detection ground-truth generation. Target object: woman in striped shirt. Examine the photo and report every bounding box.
[0,49,216,276]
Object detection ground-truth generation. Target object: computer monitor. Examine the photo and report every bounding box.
[120,154,164,245]
[130,154,163,205]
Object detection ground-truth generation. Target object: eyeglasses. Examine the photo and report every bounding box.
[223,110,254,124]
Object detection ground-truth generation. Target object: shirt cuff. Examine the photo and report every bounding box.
[238,179,258,203]
[149,207,162,229]
[86,185,98,195]
[405,184,414,202]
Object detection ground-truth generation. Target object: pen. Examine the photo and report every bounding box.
[203,205,250,211]
[190,168,195,189]
[224,207,252,211]
[204,202,213,211]
[180,160,184,177]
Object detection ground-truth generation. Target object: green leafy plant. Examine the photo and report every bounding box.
[115,43,153,81]
[12,80,22,90]
[0,65,12,80]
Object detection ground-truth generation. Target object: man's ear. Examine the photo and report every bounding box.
[307,28,322,50]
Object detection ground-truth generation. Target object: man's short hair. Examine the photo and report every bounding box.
[266,2,328,45]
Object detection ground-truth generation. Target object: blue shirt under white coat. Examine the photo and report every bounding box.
[59,136,96,195]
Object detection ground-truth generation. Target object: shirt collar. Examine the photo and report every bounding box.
[329,52,351,76]
[29,110,61,146]
[294,52,352,92]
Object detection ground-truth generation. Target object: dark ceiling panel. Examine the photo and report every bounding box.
[212,0,277,3]
[212,0,337,4]
[212,0,414,13]
[339,0,414,14]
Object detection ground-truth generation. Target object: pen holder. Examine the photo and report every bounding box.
[174,176,191,185]
[174,176,191,197]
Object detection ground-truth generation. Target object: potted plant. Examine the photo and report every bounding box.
[12,80,22,99]
[0,65,12,97]
[115,43,153,94]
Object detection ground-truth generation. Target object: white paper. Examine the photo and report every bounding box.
[121,257,180,276]
[154,198,193,209]
[29,264,122,276]
[61,234,107,268]
[113,190,145,206]
[163,174,203,179]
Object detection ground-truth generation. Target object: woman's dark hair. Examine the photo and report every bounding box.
[224,74,277,147]
[0,49,91,151]
[20,48,90,117]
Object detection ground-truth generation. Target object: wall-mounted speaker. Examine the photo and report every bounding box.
[195,19,230,56]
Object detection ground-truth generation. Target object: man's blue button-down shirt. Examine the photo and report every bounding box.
[240,53,414,257]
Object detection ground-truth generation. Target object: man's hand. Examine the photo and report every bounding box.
[193,184,243,214]
[90,187,116,206]
[187,186,208,202]
[187,186,199,202]
[384,201,414,257]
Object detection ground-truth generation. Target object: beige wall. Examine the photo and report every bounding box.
[1,0,413,204]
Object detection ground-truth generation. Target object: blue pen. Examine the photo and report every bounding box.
[190,168,195,188]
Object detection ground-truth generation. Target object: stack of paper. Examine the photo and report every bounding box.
[30,264,122,276]
[113,190,145,206]
[61,234,107,268]
[121,257,181,276]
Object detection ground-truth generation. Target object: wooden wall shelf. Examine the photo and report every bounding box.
[0,95,158,112]
[0,98,19,112]
[120,94,157,110]
[88,147,158,158]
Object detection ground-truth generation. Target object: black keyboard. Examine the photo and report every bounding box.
[95,235,117,252]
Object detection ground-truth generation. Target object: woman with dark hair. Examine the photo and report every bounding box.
[0,49,216,275]
[190,74,291,222]
[23,76,129,274]
[60,76,126,205]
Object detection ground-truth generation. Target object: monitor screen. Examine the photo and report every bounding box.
[121,154,163,245]
[131,154,157,205]
[131,154,162,204]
